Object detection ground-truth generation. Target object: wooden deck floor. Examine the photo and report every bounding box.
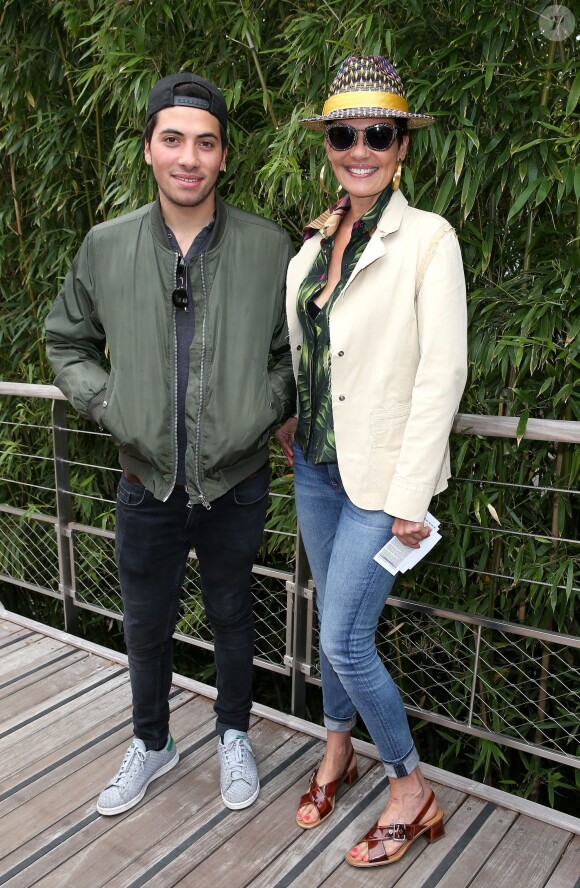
[0,611,578,888]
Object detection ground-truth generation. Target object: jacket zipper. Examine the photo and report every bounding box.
[164,252,181,503]
[194,253,211,509]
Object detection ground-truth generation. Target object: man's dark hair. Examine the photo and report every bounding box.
[143,82,228,148]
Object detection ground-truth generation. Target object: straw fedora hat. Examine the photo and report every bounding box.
[301,55,435,129]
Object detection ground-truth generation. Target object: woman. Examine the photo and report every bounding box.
[277,56,467,867]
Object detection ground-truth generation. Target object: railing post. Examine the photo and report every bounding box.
[52,399,78,634]
[287,526,313,718]
[468,625,482,727]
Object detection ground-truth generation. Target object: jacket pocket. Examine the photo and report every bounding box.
[370,404,412,441]
[233,463,270,505]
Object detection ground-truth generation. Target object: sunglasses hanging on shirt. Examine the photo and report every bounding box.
[172,257,188,310]
[325,122,401,152]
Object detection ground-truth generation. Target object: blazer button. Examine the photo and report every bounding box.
[103,400,108,407]
[338,395,345,401]
[296,345,301,350]
[338,350,344,357]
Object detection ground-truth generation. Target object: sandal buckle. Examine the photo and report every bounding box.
[391,822,407,841]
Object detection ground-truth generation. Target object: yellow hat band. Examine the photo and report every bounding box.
[322,91,409,115]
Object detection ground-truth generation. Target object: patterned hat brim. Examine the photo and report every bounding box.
[301,106,435,130]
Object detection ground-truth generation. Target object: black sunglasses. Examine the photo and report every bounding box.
[172,257,188,310]
[325,122,401,152]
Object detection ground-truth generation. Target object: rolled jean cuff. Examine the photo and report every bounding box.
[383,744,420,779]
[324,712,357,733]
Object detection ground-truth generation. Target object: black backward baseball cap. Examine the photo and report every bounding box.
[146,73,228,133]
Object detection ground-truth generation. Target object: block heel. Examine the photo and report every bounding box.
[427,812,445,841]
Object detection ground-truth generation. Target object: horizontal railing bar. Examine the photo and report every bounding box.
[0,382,66,400]
[402,705,580,769]
[452,413,580,444]
[2,384,579,444]
[0,575,60,597]
[454,476,578,496]
[0,504,57,524]
[388,596,580,647]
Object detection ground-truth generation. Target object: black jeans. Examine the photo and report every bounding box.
[114,463,269,749]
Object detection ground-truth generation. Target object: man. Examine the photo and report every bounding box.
[45,73,295,815]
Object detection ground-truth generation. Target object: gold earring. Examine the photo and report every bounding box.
[392,158,402,192]
[319,164,342,196]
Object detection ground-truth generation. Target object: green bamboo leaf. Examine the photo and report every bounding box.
[463,163,484,217]
[534,177,552,207]
[485,62,494,90]
[455,133,466,184]
[516,411,529,445]
[510,139,544,155]
[506,180,540,222]
[566,71,580,117]
[432,170,456,215]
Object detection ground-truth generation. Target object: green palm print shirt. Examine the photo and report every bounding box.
[295,186,393,463]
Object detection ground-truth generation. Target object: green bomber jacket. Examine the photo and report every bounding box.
[45,195,295,504]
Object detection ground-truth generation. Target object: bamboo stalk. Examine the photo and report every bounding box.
[9,156,46,378]
[245,29,279,129]
[95,103,106,217]
[54,26,94,229]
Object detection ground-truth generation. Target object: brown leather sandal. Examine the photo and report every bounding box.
[296,749,358,830]
[345,788,444,866]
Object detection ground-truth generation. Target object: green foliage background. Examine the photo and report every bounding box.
[1,0,578,809]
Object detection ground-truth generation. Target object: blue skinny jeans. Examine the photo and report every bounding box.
[293,444,419,778]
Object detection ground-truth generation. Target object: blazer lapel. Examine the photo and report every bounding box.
[343,190,409,287]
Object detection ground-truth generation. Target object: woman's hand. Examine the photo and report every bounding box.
[276,416,298,466]
[392,517,431,549]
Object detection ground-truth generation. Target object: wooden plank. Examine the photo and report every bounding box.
[0,654,115,720]
[304,783,466,888]
[0,689,198,821]
[544,834,580,888]
[0,673,135,790]
[10,717,296,887]
[0,620,29,641]
[0,667,129,750]
[0,636,68,682]
[0,648,87,699]
[468,815,573,888]
[0,629,37,656]
[0,693,214,876]
[0,659,127,735]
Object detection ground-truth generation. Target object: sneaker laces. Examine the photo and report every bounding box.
[111,744,146,788]
[222,738,248,782]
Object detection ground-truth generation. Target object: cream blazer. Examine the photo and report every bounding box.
[286,190,468,522]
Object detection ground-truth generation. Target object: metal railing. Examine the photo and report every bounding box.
[1,382,579,771]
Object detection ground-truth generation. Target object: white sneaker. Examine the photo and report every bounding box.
[218,730,260,810]
[97,735,179,815]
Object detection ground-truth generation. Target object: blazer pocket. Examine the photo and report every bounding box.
[370,404,412,443]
